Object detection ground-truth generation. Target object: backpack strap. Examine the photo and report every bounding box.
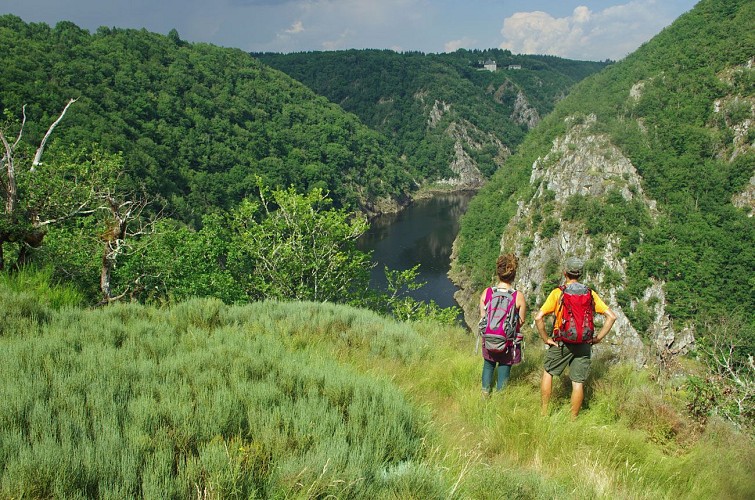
[552,285,566,337]
[501,290,517,317]
[485,287,516,308]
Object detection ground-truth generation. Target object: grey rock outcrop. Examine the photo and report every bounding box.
[457,114,692,367]
[732,174,755,216]
[716,60,755,214]
[511,91,540,130]
[425,99,510,189]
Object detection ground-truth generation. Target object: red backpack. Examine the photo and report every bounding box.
[554,283,595,344]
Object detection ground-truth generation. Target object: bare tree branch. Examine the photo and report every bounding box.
[32,98,77,168]
[12,105,27,150]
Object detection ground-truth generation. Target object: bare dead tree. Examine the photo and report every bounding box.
[0,99,78,269]
[32,99,77,169]
[96,191,160,305]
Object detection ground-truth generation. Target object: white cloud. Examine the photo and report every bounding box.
[284,20,304,34]
[444,36,478,53]
[499,0,676,61]
[572,5,591,23]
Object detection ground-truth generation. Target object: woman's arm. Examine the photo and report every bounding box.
[516,292,527,327]
[479,289,487,318]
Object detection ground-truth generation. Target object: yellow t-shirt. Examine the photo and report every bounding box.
[540,286,608,334]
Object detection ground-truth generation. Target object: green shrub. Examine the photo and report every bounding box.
[539,216,561,239]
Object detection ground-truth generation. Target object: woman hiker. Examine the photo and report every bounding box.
[478,253,527,396]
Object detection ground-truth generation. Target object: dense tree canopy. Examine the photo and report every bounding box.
[0,15,411,223]
[257,49,608,180]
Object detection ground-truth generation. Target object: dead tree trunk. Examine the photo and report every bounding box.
[97,194,154,305]
[0,99,77,270]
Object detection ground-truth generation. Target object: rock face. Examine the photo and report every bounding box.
[511,91,540,130]
[425,99,510,189]
[732,174,755,216]
[492,80,541,129]
[716,59,755,215]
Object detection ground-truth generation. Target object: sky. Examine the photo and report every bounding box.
[1,0,699,61]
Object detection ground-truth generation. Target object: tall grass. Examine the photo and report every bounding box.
[0,267,83,310]
[0,295,445,498]
[399,325,755,499]
[0,268,83,337]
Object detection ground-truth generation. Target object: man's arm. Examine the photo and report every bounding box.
[535,310,559,347]
[591,308,617,344]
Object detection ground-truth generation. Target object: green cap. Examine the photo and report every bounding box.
[565,256,584,276]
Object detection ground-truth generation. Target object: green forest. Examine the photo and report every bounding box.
[257,49,607,179]
[0,15,411,224]
[1,0,754,497]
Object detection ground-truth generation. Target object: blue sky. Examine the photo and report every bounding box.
[1,0,699,60]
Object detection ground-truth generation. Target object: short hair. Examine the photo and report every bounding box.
[496,253,518,282]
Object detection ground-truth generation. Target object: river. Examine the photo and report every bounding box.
[357,191,475,309]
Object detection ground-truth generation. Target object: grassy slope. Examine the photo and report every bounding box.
[1,275,753,498]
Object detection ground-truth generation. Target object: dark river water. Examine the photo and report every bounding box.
[357,191,475,308]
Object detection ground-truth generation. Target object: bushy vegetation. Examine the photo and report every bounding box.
[0,294,434,497]
[1,276,753,498]
[257,49,607,180]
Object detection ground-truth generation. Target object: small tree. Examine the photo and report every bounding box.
[96,190,161,304]
[379,264,461,325]
[229,183,372,303]
[687,314,755,429]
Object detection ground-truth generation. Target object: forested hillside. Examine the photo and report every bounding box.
[257,49,607,185]
[0,15,411,222]
[453,0,754,375]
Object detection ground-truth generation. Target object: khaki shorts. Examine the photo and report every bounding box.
[544,342,592,383]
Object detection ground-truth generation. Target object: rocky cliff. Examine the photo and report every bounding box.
[454,114,693,367]
[424,99,510,189]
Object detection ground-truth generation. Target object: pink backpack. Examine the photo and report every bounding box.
[480,287,520,353]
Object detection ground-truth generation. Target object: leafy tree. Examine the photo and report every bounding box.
[0,100,117,270]
[109,216,245,304]
[228,183,372,303]
[687,314,755,429]
[376,264,461,325]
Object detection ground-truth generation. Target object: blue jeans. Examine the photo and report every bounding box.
[482,359,512,392]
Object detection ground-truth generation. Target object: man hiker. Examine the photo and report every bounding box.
[534,256,617,419]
